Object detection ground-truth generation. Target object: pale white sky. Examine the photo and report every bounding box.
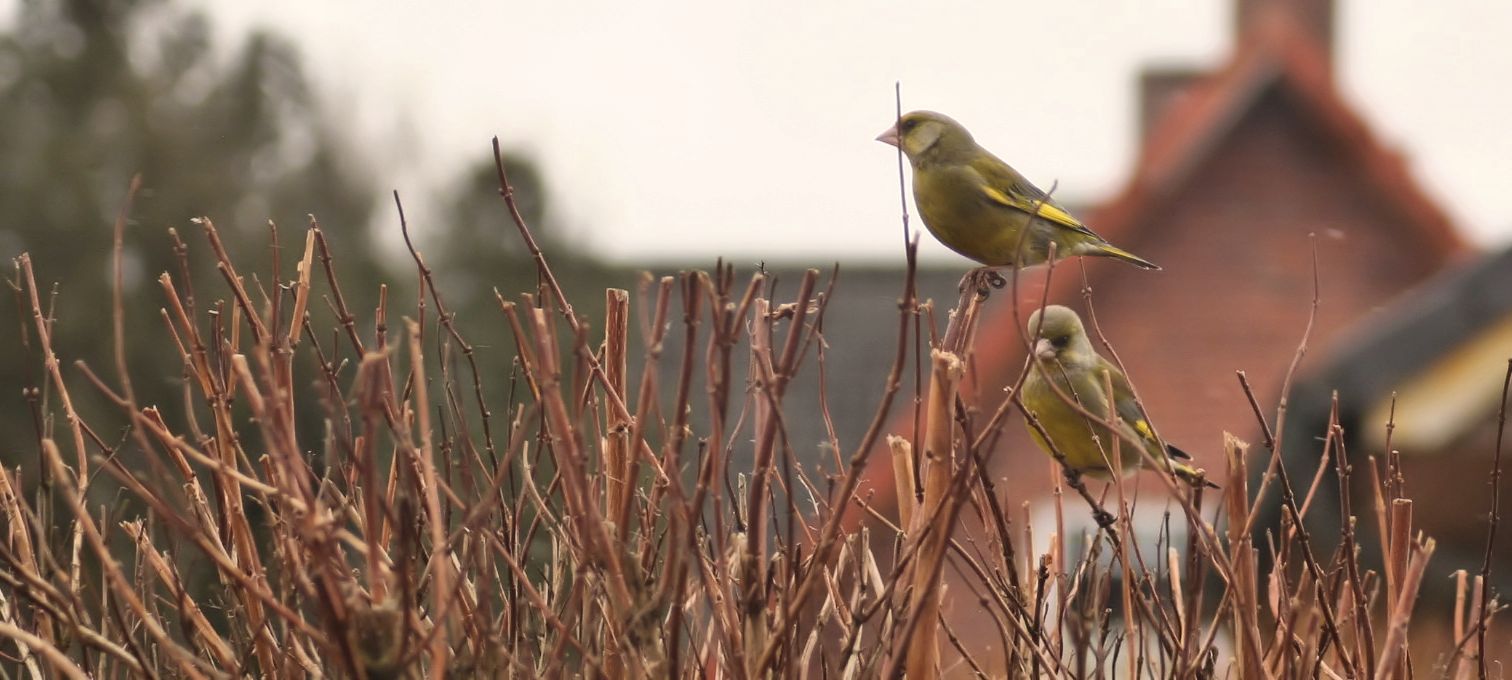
[118,2,1512,262]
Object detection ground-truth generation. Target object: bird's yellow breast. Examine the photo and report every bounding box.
[1020,364,1144,476]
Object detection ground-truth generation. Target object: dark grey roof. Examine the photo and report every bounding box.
[1296,244,1512,406]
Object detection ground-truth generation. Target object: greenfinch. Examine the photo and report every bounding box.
[877,110,1158,270]
[1019,305,1208,486]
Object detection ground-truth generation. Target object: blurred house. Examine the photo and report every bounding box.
[844,0,1501,664]
[860,0,1476,516]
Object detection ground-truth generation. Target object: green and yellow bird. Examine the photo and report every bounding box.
[877,110,1158,270]
[1019,305,1209,486]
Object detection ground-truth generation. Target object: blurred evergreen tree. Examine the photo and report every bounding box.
[0,0,621,477]
[422,156,625,406]
[430,156,618,302]
[0,0,389,462]
[431,157,550,309]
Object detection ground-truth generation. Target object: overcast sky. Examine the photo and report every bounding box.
[171,2,1512,263]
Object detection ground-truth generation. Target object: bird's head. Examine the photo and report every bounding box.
[1026,305,1094,366]
[875,110,977,166]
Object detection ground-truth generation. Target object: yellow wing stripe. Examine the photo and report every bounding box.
[1133,419,1156,442]
[981,185,1084,229]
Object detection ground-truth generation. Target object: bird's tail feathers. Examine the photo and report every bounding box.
[1171,462,1219,489]
[1092,243,1161,270]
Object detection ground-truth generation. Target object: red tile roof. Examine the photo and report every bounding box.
[1091,8,1469,262]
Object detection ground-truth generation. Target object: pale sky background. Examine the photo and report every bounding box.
[171,2,1512,263]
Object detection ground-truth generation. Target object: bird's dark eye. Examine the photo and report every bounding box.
[900,118,916,132]
[1051,336,1070,349]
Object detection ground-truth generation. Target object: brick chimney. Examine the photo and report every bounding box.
[1236,0,1335,64]
[1137,0,1336,139]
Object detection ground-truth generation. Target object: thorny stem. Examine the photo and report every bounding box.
[1477,359,1511,678]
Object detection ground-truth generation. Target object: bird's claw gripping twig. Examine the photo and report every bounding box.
[960,268,1009,299]
[1059,465,1117,530]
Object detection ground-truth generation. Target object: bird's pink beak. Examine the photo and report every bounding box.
[875,124,900,148]
[1034,338,1057,361]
